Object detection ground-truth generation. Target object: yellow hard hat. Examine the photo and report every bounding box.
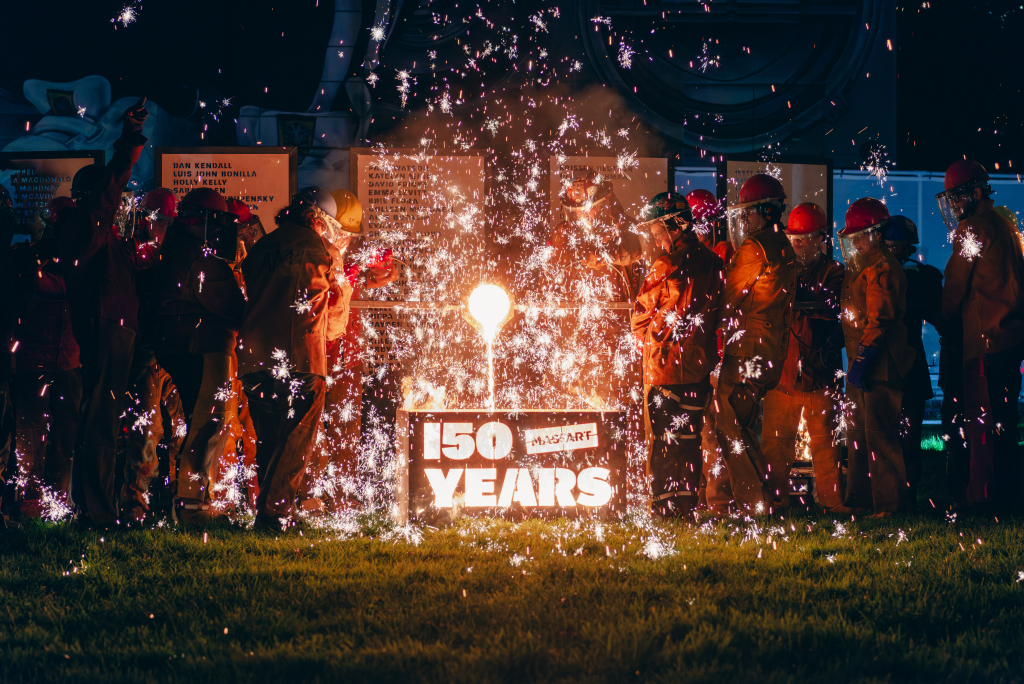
[330,188,363,234]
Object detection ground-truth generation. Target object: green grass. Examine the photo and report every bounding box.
[3,510,1024,683]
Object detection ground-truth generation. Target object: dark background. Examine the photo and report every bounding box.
[1,0,1021,171]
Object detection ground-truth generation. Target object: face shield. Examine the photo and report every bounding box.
[114,190,137,239]
[180,204,239,263]
[787,231,825,268]
[839,227,881,273]
[725,198,783,249]
[935,188,978,232]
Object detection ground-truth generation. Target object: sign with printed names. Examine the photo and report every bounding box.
[352,149,487,365]
[0,151,103,234]
[550,156,669,224]
[155,146,297,233]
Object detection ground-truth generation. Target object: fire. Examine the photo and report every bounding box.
[795,407,813,461]
[467,283,512,343]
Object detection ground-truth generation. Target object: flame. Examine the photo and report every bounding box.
[795,406,812,461]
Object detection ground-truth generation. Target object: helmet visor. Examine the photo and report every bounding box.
[726,205,760,249]
[839,227,880,272]
[935,190,969,232]
[788,231,825,268]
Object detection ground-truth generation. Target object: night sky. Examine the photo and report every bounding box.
[2,0,1021,172]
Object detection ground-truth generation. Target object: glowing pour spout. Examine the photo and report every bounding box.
[468,284,512,344]
[467,284,512,410]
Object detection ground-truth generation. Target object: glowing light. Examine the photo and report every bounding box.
[468,284,511,344]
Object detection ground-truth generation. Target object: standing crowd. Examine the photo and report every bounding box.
[0,101,396,533]
[0,100,1020,533]
[631,165,1024,518]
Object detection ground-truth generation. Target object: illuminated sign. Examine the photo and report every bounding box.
[396,410,627,524]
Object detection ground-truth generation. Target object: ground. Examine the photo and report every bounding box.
[2,506,1024,684]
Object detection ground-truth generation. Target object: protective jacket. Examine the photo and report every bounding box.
[9,238,80,372]
[152,221,245,356]
[718,224,798,365]
[840,246,915,382]
[901,260,944,398]
[631,230,724,386]
[238,220,349,378]
[942,199,1024,361]
[776,256,845,394]
[55,131,145,339]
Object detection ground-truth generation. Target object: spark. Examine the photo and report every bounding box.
[618,43,636,69]
[370,25,386,41]
[959,230,983,261]
[111,3,139,27]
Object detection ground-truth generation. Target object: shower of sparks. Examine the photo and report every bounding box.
[958,229,983,261]
[111,3,139,27]
[618,43,636,69]
[370,25,386,41]
[860,144,892,185]
[698,41,721,72]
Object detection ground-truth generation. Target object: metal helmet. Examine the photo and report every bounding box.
[784,202,827,236]
[181,187,228,213]
[42,196,76,228]
[885,215,919,244]
[330,188,363,234]
[637,192,692,228]
[839,198,890,271]
[560,168,613,209]
[225,198,252,223]
[725,173,787,248]
[994,205,1019,230]
[936,159,991,230]
[141,187,178,221]
[70,164,104,199]
[685,189,720,221]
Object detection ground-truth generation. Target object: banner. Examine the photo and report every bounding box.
[0,151,103,234]
[155,146,297,233]
[549,156,669,225]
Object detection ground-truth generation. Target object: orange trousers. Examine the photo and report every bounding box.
[761,388,843,509]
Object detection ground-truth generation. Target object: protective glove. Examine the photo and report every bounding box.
[846,344,879,391]
[822,323,845,368]
[121,97,149,139]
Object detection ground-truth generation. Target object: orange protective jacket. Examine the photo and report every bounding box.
[942,199,1024,361]
[631,230,724,386]
[840,246,916,382]
[776,256,845,394]
[718,225,798,365]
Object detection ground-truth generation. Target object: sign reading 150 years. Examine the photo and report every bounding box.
[155,146,297,233]
[352,149,486,364]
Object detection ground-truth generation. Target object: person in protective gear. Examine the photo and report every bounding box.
[151,187,247,524]
[238,187,351,530]
[225,198,266,262]
[884,215,944,507]
[55,98,148,528]
[7,208,82,519]
[706,173,798,514]
[632,192,724,516]
[306,188,395,513]
[940,159,1024,511]
[836,198,915,516]
[136,188,177,269]
[686,188,733,265]
[546,168,644,408]
[759,202,845,510]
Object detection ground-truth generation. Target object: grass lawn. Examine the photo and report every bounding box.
[2,508,1024,684]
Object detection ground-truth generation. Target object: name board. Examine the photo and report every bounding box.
[0,151,103,233]
[550,156,668,225]
[396,409,628,524]
[352,149,487,365]
[155,146,297,232]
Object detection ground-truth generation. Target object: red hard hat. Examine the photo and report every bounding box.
[42,196,76,227]
[181,187,228,213]
[141,187,177,220]
[685,189,720,220]
[737,173,786,206]
[225,198,253,223]
[839,197,890,236]
[785,202,827,236]
[944,159,989,192]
